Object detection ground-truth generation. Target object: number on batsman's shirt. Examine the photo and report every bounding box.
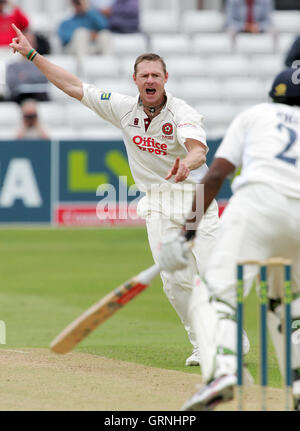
[81,83,209,192]
[215,103,300,199]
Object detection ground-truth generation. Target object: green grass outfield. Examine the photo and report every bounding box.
[0,227,282,387]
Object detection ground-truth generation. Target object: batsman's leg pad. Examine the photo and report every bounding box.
[291,297,300,370]
[268,297,300,374]
[189,276,218,382]
[213,301,237,379]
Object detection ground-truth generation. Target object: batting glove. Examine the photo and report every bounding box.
[158,233,190,272]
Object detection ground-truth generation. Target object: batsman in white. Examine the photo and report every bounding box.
[9,24,224,367]
[159,67,300,411]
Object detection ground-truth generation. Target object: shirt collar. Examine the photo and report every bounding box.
[136,91,173,113]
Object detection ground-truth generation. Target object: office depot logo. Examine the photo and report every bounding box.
[133,136,167,156]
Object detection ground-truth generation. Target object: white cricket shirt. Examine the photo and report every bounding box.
[215,103,300,199]
[81,84,208,192]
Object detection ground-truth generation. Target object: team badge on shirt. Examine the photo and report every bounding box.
[101,92,111,100]
[129,118,141,128]
[162,123,173,135]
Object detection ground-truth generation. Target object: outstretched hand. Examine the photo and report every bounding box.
[9,24,32,57]
[165,157,190,182]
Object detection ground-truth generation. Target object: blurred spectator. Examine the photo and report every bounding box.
[0,0,29,59]
[16,99,49,140]
[0,1,50,59]
[0,0,29,47]
[21,28,51,57]
[89,0,114,17]
[31,32,51,56]
[225,0,273,34]
[108,0,140,34]
[285,35,300,68]
[6,30,49,104]
[58,0,111,74]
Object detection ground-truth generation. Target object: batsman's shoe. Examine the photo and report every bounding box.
[294,398,300,411]
[185,348,201,366]
[181,374,237,411]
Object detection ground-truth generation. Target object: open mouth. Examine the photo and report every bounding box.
[146,88,156,95]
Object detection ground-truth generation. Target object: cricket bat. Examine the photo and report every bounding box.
[50,264,160,354]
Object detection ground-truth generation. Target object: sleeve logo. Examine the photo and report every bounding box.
[101,92,111,100]
[162,123,173,135]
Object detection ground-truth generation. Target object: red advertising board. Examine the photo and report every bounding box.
[55,204,145,227]
[55,201,228,227]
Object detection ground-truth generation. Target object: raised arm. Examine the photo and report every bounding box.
[9,24,83,101]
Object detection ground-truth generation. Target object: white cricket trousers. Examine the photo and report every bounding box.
[137,187,220,349]
[204,183,300,377]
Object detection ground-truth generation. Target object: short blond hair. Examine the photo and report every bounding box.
[134,53,167,75]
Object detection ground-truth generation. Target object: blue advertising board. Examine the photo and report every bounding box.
[0,138,231,224]
[206,138,232,201]
[0,140,51,223]
[58,139,231,202]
